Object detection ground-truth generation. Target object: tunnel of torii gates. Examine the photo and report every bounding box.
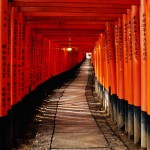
[1,0,150,149]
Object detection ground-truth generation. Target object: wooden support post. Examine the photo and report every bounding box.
[146,0,150,149]
[140,0,147,148]
[106,22,117,118]
[127,9,134,138]
[0,1,11,149]
[122,14,129,133]
[131,5,141,144]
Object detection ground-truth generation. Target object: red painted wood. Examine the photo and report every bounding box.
[122,14,128,102]
[17,12,23,102]
[13,0,140,5]
[10,7,19,106]
[117,18,124,100]
[106,22,117,95]
[0,0,9,117]
[12,2,131,8]
[140,0,147,112]
[127,9,133,105]
[131,5,141,107]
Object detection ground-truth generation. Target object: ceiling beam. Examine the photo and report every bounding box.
[26,20,106,25]
[43,36,99,40]
[12,2,131,9]
[13,0,140,5]
[32,29,104,34]
[19,7,127,14]
[25,16,119,21]
[27,23,105,30]
[23,12,123,17]
[25,16,120,23]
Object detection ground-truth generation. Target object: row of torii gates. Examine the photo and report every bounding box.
[1,0,150,149]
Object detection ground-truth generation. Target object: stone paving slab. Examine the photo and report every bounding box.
[55,116,96,125]
[54,125,100,133]
[52,132,108,149]
[55,114,95,120]
[52,147,111,150]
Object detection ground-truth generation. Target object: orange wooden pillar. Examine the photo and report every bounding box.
[48,40,52,77]
[10,7,18,107]
[106,22,117,118]
[46,38,50,80]
[37,33,42,86]
[32,31,37,89]
[131,5,141,144]
[7,5,11,113]
[60,47,63,73]
[17,12,23,102]
[94,42,99,98]
[0,0,9,117]
[20,14,25,99]
[57,47,61,74]
[97,37,101,100]
[99,38,104,101]
[103,39,106,108]
[56,46,59,74]
[103,33,109,111]
[41,36,44,83]
[95,44,99,94]
[24,25,30,96]
[146,0,150,149]
[55,45,58,75]
[10,7,20,144]
[34,32,38,88]
[0,0,11,149]
[16,11,23,135]
[117,18,125,129]
[52,44,57,76]
[64,49,68,71]
[30,30,35,90]
[41,36,48,83]
[63,48,66,72]
[114,21,119,123]
[122,14,128,132]
[50,43,54,77]
[98,37,103,100]
[140,0,147,148]
[30,30,36,91]
[101,35,106,105]
[114,18,125,128]
[70,50,73,69]
[127,9,134,138]
[56,46,60,74]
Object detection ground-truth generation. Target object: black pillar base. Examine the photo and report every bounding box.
[111,94,117,123]
[128,104,134,139]
[0,115,11,150]
[141,111,147,148]
[117,99,125,130]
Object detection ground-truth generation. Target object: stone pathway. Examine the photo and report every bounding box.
[50,60,109,149]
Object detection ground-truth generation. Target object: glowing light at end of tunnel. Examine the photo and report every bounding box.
[67,47,72,51]
[86,53,91,59]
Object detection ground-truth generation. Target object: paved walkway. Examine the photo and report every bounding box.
[50,60,109,149]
